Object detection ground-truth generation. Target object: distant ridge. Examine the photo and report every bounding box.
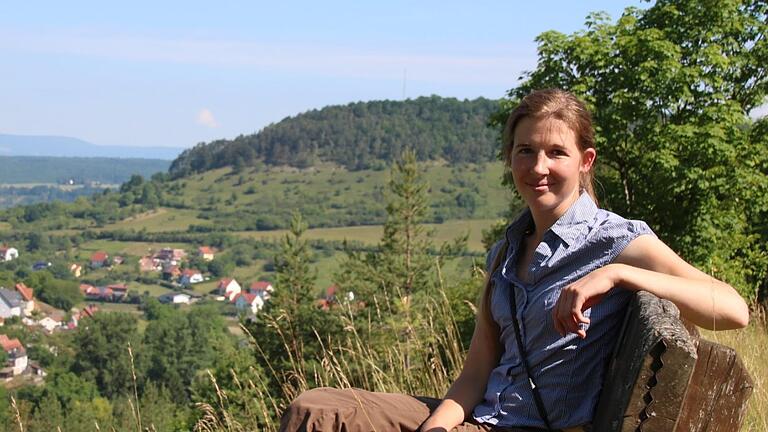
[0,134,184,160]
[169,96,501,177]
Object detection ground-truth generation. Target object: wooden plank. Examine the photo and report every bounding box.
[675,339,754,431]
[592,292,698,432]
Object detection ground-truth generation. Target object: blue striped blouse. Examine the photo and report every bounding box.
[472,192,654,429]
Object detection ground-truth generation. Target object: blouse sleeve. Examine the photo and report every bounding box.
[595,218,656,263]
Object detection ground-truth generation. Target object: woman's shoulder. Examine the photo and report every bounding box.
[592,208,655,238]
[587,208,656,259]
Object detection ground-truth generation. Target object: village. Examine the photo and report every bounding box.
[0,242,342,388]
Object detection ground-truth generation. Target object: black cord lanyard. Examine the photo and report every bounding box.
[496,233,554,431]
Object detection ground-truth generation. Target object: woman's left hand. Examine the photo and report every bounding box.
[552,264,620,338]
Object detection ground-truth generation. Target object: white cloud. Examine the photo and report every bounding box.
[196,109,220,128]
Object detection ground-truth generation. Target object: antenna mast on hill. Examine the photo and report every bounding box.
[402,68,407,100]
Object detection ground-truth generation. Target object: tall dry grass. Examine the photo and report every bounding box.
[193,263,474,432]
[194,278,768,432]
[700,306,768,432]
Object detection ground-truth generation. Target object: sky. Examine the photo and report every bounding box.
[0,1,646,149]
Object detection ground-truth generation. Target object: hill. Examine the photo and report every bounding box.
[169,96,501,177]
[0,162,514,233]
[0,133,184,160]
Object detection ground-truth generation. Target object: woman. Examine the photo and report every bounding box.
[280,89,749,432]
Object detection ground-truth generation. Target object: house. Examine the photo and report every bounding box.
[81,283,106,301]
[162,264,182,281]
[68,304,99,329]
[81,304,99,318]
[180,269,204,286]
[90,251,109,268]
[0,334,28,376]
[80,283,98,297]
[39,316,62,333]
[316,284,354,311]
[0,289,23,319]
[0,246,19,262]
[154,248,187,265]
[79,283,126,302]
[69,263,83,278]
[14,283,34,316]
[233,292,264,315]
[249,281,274,299]
[112,256,125,266]
[138,257,157,272]
[217,278,241,301]
[158,292,192,305]
[198,246,215,261]
[106,284,128,300]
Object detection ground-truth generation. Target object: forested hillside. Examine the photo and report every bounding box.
[168,96,500,177]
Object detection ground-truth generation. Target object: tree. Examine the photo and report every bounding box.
[495,0,768,298]
[72,313,142,399]
[245,211,341,396]
[142,306,230,403]
[337,149,437,307]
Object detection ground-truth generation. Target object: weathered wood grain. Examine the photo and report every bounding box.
[592,292,698,432]
[675,339,754,431]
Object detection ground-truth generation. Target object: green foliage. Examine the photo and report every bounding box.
[497,0,768,298]
[142,305,231,403]
[245,211,343,396]
[71,312,142,399]
[23,271,82,310]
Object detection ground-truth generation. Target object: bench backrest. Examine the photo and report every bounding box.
[593,291,753,431]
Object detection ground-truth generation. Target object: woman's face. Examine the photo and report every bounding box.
[511,116,595,218]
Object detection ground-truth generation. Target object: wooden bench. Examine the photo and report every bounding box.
[593,291,754,431]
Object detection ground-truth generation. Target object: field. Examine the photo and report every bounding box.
[98,208,208,232]
[237,218,497,252]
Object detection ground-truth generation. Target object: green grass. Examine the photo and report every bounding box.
[76,239,191,257]
[154,162,512,230]
[98,208,207,232]
[237,218,497,252]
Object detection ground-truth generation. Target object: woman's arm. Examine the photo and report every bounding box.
[552,235,749,338]
[419,310,502,432]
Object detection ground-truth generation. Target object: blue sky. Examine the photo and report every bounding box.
[0,1,645,149]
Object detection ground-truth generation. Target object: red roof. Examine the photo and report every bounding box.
[217,278,235,289]
[79,283,96,294]
[233,293,258,304]
[182,268,201,277]
[91,251,109,262]
[250,281,272,291]
[82,304,99,318]
[0,335,24,353]
[326,284,338,298]
[15,283,33,301]
[198,246,214,254]
[107,284,128,291]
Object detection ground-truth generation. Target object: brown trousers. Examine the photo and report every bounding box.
[279,387,586,432]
